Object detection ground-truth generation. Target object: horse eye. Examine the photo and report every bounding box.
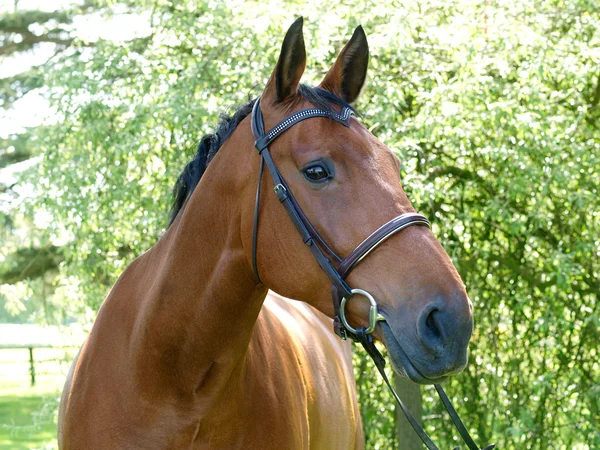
[303,164,330,182]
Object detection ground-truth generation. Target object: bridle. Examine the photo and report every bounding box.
[250,96,495,450]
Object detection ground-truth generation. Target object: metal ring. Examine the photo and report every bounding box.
[340,288,386,335]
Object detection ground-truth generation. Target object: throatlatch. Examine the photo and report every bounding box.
[250,96,495,450]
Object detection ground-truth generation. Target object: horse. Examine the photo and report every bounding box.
[58,18,474,449]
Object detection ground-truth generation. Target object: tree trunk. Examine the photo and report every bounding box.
[394,374,423,450]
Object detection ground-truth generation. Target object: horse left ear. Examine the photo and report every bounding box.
[319,26,369,104]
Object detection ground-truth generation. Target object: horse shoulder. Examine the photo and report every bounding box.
[256,292,364,449]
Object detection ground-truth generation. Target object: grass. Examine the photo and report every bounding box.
[0,348,75,450]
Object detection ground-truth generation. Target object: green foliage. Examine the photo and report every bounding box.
[0,69,44,110]
[0,247,62,285]
[1,0,599,448]
[354,346,399,449]
[0,1,103,56]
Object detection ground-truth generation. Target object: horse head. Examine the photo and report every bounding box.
[247,18,473,385]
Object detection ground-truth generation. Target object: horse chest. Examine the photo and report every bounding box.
[190,299,363,449]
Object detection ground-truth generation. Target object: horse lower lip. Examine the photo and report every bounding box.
[380,322,447,384]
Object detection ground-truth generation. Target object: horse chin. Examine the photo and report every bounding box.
[379,322,449,385]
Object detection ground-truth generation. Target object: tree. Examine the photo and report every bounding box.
[0,1,103,322]
[1,0,599,448]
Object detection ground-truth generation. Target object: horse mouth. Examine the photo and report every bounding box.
[379,321,448,385]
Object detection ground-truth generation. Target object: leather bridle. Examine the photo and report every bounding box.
[250,97,495,450]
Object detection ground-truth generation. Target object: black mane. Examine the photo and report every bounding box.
[169,85,356,225]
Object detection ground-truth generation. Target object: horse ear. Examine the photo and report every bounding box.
[319,26,369,104]
[264,17,306,103]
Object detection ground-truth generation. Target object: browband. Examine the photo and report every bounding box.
[253,104,352,153]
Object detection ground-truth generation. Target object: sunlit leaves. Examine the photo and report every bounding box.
[9,0,600,448]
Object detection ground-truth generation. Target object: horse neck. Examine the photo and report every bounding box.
[128,133,267,402]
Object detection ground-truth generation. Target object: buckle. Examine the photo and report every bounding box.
[273,183,287,201]
[333,316,347,340]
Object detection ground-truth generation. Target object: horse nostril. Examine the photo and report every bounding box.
[425,309,442,340]
[418,304,447,352]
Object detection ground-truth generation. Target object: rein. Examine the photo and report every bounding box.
[250,97,495,450]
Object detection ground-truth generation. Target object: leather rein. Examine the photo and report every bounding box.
[250,97,495,450]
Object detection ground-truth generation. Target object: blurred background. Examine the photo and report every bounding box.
[0,0,598,449]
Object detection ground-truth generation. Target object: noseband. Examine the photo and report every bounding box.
[250,97,495,450]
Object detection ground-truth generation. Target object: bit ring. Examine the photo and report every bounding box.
[340,288,385,335]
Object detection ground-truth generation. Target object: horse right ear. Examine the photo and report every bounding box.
[263,17,306,104]
[319,26,369,104]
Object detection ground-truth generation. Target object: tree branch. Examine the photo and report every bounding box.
[0,246,63,284]
[589,69,600,110]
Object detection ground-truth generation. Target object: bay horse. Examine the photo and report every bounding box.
[58,18,473,449]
